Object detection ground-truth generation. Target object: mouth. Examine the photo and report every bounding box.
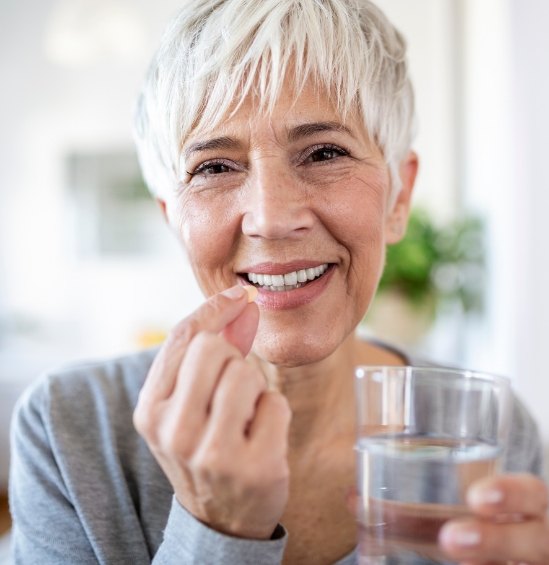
[238,263,333,292]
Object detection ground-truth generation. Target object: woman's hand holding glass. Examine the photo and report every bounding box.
[133,285,291,540]
[441,473,549,564]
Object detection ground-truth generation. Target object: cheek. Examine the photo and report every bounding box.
[322,173,388,262]
[322,175,388,308]
[173,194,241,293]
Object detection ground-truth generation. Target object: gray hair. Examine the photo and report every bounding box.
[134,0,416,204]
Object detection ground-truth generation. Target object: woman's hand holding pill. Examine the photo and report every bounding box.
[133,285,292,540]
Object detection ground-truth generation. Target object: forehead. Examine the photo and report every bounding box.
[183,79,367,149]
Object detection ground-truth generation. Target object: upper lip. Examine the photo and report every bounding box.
[238,261,332,275]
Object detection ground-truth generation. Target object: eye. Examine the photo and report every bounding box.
[187,160,234,177]
[303,144,349,164]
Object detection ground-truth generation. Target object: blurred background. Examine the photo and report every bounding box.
[1,0,548,538]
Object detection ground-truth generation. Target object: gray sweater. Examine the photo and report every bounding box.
[9,347,544,564]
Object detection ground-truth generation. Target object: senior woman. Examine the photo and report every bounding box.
[9,0,548,564]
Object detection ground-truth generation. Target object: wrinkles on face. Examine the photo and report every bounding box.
[167,81,396,366]
[330,173,387,312]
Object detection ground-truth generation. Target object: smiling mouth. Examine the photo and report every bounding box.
[240,263,332,292]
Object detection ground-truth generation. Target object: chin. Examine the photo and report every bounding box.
[251,323,345,367]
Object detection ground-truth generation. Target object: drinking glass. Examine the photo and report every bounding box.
[354,366,511,564]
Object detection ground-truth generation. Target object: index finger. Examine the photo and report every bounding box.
[141,285,257,400]
[467,473,548,519]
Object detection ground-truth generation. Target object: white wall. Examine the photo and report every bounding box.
[0,0,203,363]
[460,0,518,374]
[509,0,549,457]
[460,0,549,468]
[376,0,460,221]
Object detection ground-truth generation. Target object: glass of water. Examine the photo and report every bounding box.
[354,366,511,564]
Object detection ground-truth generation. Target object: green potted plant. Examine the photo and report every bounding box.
[364,208,485,345]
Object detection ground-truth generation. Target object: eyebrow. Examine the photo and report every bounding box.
[184,136,242,160]
[286,121,354,142]
[183,121,354,159]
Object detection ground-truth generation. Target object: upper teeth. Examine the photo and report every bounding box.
[246,264,329,287]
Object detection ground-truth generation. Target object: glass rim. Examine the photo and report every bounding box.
[355,365,510,388]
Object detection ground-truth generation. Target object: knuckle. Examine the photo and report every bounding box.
[223,363,248,392]
[132,405,147,435]
[138,409,197,461]
[262,460,290,488]
[168,317,199,347]
[239,465,260,488]
[133,408,163,451]
[270,458,290,482]
[269,391,292,419]
[209,292,234,314]
[160,431,179,454]
[193,330,217,347]
[179,442,196,462]
[133,399,153,437]
[190,449,230,479]
[222,359,256,389]
[164,434,193,461]
[248,367,267,392]
[225,356,246,372]
[195,295,229,326]
[188,331,240,363]
[241,459,287,490]
[187,330,218,356]
[163,293,240,353]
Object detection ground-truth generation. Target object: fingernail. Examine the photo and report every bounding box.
[440,524,481,548]
[221,285,247,300]
[468,485,504,506]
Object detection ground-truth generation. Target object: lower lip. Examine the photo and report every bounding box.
[240,265,335,310]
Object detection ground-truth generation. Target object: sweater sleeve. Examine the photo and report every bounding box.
[10,370,288,565]
[152,497,287,565]
[9,379,98,564]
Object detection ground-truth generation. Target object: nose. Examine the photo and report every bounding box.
[241,162,315,239]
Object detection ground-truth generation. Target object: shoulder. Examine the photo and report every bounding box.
[12,347,159,444]
[24,347,156,404]
[10,348,171,558]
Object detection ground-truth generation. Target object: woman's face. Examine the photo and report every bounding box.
[163,82,415,366]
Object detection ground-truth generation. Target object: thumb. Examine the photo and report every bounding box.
[222,301,259,356]
[139,284,255,401]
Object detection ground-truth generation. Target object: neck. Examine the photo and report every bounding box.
[250,332,405,455]
[265,333,357,451]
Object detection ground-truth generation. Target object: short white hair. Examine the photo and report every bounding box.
[134,0,416,203]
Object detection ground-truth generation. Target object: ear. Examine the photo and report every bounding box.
[385,151,419,244]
